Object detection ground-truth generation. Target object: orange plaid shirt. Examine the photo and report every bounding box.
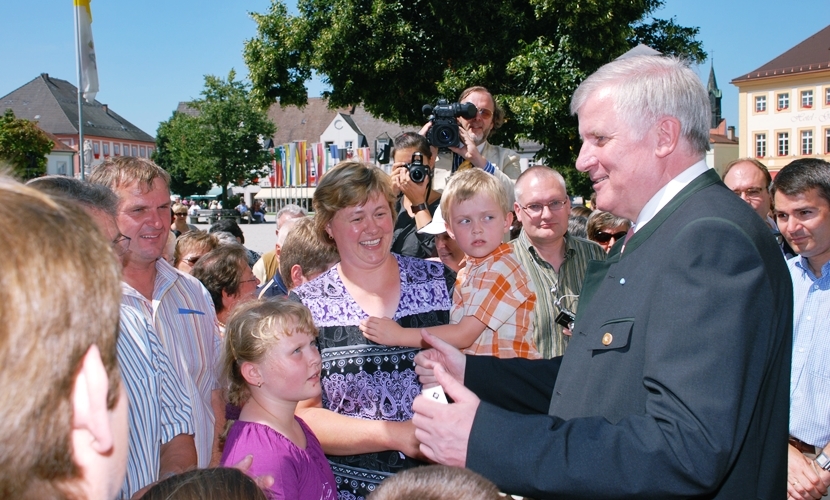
[452,243,541,359]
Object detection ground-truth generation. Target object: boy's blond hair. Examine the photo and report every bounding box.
[439,168,510,220]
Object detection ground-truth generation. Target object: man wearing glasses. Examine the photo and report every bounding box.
[452,86,521,180]
[432,87,520,208]
[510,166,606,358]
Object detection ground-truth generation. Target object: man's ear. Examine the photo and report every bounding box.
[72,345,114,454]
[654,116,681,158]
[290,264,306,287]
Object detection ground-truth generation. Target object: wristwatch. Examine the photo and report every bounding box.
[411,203,428,214]
[817,451,830,471]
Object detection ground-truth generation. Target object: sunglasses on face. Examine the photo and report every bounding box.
[475,108,493,120]
[174,212,188,217]
[593,230,628,243]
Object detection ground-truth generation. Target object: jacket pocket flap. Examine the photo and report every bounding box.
[590,320,633,350]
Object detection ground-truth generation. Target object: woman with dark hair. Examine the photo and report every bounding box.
[586,210,632,253]
[290,161,452,500]
[191,244,260,331]
[390,132,442,258]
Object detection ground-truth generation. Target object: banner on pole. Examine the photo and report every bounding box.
[74,0,99,103]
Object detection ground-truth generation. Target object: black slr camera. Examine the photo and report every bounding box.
[422,99,478,149]
[406,152,429,184]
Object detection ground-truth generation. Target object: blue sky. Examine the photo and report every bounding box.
[1,1,827,138]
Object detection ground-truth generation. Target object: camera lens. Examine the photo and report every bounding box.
[410,167,425,183]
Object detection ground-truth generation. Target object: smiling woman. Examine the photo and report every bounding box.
[288,161,452,500]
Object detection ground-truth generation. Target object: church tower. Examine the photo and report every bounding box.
[708,62,722,129]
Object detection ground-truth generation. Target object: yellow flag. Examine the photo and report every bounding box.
[74,0,98,103]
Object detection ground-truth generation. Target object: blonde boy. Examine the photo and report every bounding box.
[361,168,539,359]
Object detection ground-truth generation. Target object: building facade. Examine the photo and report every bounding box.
[731,25,830,171]
[1,73,155,177]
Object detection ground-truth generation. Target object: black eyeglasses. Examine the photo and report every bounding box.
[174,212,188,217]
[111,234,131,256]
[592,230,627,243]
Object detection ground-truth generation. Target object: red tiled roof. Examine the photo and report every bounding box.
[731,24,830,84]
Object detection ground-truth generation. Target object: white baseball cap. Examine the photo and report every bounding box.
[418,205,447,235]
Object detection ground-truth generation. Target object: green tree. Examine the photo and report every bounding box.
[154,71,276,203]
[0,109,53,180]
[244,0,705,197]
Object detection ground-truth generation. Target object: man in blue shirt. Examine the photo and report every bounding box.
[772,158,830,499]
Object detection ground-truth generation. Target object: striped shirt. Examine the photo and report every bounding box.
[788,256,830,448]
[118,304,193,499]
[454,243,541,359]
[510,232,607,358]
[121,259,220,468]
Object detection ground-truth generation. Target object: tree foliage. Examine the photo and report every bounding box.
[0,109,53,180]
[153,71,276,202]
[244,0,705,197]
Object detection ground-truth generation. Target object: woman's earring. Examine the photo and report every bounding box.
[257,381,262,388]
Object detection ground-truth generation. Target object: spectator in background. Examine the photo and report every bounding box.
[191,244,260,334]
[0,177,128,500]
[510,166,605,358]
[568,205,593,239]
[251,200,265,223]
[188,202,201,217]
[253,203,307,284]
[210,219,261,268]
[722,157,795,258]
[586,210,631,253]
[174,230,219,274]
[417,205,466,295]
[390,132,442,259]
[276,216,340,294]
[172,202,198,236]
[722,158,774,224]
[235,200,252,224]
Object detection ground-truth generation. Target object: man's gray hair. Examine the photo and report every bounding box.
[276,203,307,229]
[570,55,711,156]
[26,176,119,217]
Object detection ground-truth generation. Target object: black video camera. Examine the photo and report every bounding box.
[422,99,478,149]
[406,152,430,184]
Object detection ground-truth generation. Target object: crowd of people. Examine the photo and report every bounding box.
[1,53,828,500]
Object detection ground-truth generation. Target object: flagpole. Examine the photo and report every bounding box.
[73,2,85,179]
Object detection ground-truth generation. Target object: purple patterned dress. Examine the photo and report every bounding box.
[290,254,451,500]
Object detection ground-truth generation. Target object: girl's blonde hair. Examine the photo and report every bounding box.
[221,298,318,407]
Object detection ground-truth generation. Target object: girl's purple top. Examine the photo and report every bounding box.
[220,416,337,500]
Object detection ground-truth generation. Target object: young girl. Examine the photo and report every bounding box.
[220,299,336,500]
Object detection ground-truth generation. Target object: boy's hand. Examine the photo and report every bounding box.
[359,316,404,346]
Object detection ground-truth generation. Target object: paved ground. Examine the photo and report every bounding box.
[190,215,277,256]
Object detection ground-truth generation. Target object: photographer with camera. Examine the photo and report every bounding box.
[424,87,519,210]
[390,132,443,259]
